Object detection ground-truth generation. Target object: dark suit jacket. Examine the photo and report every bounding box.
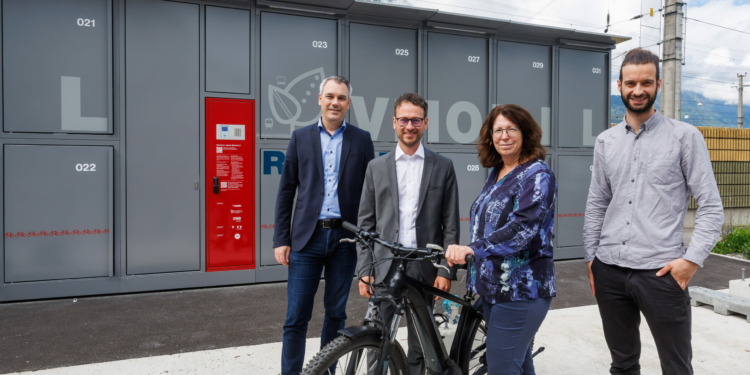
[273,122,375,251]
[357,147,460,284]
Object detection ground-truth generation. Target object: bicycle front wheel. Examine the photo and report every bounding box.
[301,334,408,375]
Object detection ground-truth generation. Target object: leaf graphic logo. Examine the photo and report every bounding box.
[268,68,325,134]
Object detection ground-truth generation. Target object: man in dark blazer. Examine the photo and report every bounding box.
[357,92,459,375]
[273,76,375,375]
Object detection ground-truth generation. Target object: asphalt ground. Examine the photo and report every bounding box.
[0,254,747,374]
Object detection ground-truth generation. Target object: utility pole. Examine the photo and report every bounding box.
[660,0,685,120]
[733,73,749,129]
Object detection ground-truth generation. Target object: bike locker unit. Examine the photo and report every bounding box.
[0,0,628,301]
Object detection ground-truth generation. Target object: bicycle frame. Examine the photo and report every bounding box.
[354,256,484,375]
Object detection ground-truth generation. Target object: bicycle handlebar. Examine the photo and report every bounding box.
[343,221,475,263]
[342,221,360,235]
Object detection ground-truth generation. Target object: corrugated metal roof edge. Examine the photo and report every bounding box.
[261,0,630,45]
[257,0,630,45]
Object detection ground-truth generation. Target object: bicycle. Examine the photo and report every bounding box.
[301,221,488,375]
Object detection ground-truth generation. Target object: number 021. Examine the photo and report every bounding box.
[77,18,95,27]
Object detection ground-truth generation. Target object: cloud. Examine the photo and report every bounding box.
[703,47,735,67]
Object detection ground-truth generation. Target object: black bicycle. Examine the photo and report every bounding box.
[301,221,489,375]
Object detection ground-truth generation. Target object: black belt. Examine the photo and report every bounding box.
[317,218,342,229]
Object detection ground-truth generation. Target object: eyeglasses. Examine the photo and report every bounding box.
[396,117,425,127]
[493,128,520,137]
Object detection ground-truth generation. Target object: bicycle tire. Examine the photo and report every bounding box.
[301,334,408,375]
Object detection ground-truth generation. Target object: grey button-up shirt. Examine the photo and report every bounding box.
[583,111,723,269]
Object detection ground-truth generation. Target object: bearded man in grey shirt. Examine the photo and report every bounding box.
[582,48,723,375]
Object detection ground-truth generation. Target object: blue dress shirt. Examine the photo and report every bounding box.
[318,119,346,220]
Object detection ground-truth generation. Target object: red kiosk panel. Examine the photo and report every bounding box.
[206,98,256,271]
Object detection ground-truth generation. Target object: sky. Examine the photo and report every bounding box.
[389,0,750,107]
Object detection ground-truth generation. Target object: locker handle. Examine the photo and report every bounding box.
[213,177,219,194]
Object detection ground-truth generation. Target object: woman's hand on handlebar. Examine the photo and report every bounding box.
[445,245,475,266]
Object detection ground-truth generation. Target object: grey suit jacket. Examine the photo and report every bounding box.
[356,147,460,285]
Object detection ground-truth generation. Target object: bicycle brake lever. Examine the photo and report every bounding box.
[426,243,444,252]
[432,263,451,274]
[339,238,358,243]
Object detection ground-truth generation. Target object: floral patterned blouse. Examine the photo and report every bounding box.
[466,159,558,304]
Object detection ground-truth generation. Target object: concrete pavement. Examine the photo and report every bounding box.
[1,254,748,374]
[7,304,749,375]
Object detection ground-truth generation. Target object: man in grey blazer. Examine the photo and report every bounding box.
[357,92,460,375]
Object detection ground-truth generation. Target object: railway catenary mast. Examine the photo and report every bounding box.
[0,0,628,302]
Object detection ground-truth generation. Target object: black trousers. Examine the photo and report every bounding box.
[368,260,434,375]
[592,257,693,375]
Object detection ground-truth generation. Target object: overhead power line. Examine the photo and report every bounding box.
[685,17,750,36]
[683,75,736,85]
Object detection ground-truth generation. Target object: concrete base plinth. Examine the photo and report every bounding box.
[729,278,750,300]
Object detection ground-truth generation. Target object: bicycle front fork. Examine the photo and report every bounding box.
[367,299,404,375]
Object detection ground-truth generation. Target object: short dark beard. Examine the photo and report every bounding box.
[621,91,656,114]
[397,130,421,148]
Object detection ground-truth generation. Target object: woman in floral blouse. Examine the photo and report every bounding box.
[446,104,557,375]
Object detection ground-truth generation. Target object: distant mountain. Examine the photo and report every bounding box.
[611,91,749,128]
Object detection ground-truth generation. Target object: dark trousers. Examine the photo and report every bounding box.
[592,257,693,375]
[367,260,434,375]
[484,297,552,375]
[281,226,358,375]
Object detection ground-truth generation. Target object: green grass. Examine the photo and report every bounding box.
[712,226,750,260]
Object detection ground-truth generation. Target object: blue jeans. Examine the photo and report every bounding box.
[281,226,357,375]
[484,297,552,375]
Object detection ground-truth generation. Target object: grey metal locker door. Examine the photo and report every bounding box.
[125,0,200,274]
[427,33,488,145]
[260,13,337,139]
[348,23,417,142]
[555,155,593,259]
[440,153,487,246]
[260,149,286,266]
[496,42,552,146]
[206,6,250,94]
[3,0,110,133]
[4,145,113,282]
[558,49,608,148]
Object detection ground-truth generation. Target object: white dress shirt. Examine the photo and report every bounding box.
[395,143,425,248]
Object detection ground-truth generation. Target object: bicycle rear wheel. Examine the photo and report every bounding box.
[301,334,408,375]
